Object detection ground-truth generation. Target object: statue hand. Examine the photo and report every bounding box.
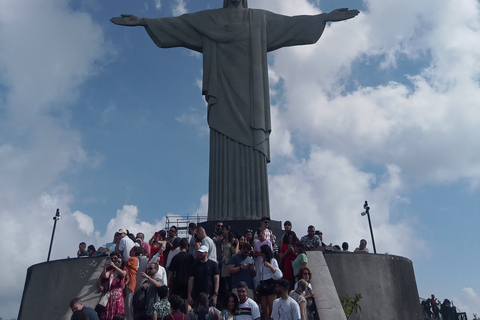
[326,8,359,22]
[110,14,145,27]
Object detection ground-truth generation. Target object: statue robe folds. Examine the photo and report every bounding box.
[143,8,327,221]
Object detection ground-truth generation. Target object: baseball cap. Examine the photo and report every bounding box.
[198,245,209,253]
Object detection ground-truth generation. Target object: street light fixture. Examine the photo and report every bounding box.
[361,201,377,254]
[47,208,61,262]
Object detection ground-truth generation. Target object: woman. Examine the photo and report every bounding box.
[187,292,220,320]
[292,242,308,282]
[257,245,282,320]
[289,280,307,320]
[221,225,235,298]
[279,231,298,289]
[253,228,272,279]
[219,293,238,320]
[295,267,316,320]
[88,245,96,257]
[244,229,254,248]
[100,256,127,320]
[149,230,167,263]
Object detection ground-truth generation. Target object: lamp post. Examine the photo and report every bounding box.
[361,201,377,253]
[47,208,61,262]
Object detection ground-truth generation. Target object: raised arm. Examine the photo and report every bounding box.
[110,14,146,27]
[324,8,359,22]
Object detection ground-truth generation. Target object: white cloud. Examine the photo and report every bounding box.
[453,287,480,318]
[73,210,95,235]
[172,0,188,16]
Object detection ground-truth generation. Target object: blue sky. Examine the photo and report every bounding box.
[1,0,480,318]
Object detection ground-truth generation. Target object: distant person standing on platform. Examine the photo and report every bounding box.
[212,221,225,264]
[197,227,217,262]
[116,229,135,259]
[254,217,273,242]
[354,239,369,253]
[280,221,292,246]
[188,223,198,257]
[341,242,349,252]
[300,226,320,251]
[188,245,220,307]
[168,238,195,307]
[77,242,89,258]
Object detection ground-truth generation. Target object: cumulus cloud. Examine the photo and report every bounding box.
[172,0,188,16]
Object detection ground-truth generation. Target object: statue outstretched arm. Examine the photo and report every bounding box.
[110,14,146,27]
[324,8,359,22]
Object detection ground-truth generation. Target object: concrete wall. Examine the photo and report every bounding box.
[323,251,423,320]
[18,256,106,320]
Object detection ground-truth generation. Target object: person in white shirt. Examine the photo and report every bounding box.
[116,228,135,259]
[236,281,261,320]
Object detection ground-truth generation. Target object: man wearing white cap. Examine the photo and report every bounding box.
[188,245,220,307]
[115,228,135,259]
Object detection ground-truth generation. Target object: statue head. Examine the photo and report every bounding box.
[223,0,248,8]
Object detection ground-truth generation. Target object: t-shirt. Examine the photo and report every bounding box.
[201,236,217,262]
[82,306,99,320]
[236,298,261,320]
[189,259,219,300]
[253,239,272,270]
[169,252,195,286]
[153,298,171,319]
[126,256,139,292]
[292,254,308,280]
[228,254,255,289]
[271,297,301,320]
[119,237,135,259]
[289,290,306,306]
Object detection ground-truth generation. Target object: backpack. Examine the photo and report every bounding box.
[132,287,147,311]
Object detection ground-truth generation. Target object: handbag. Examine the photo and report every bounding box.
[98,292,110,307]
[259,278,276,295]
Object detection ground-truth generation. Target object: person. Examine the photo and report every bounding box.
[295,267,315,320]
[315,231,326,247]
[125,246,141,320]
[110,1,359,222]
[257,245,282,320]
[219,293,238,320]
[149,230,167,262]
[300,226,320,251]
[271,279,301,320]
[188,245,220,307]
[280,221,292,246]
[279,231,298,289]
[188,223,198,257]
[254,217,273,242]
[164,295,187,320]
[100,256,127,320]
[165,237,182,272]
[244,230,254,248]
[253,228,272,276]
[152,285,171,320]
[212,221,224,265]
[71,310,89,320]
[88,245,97,257]
[236,282,261,320]
[196,227,217,262]
[168,238,195,308]
[116,229,135,259]
[291,243,308,282]
[220,225,235,300]
[70,297,100,320]
[141,263,165,319]
[78,242,89,258]
[228,243,256,299]
[136,246,150,292]
[354,239,369,253]
[187,292,220,320]
[430,294,440,319]
[164,226,178,264]
[341,242,349,252]
[289,280,307,320]
[136,233,151,258]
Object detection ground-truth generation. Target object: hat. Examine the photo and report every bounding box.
[133,242,140,247]
[284,220,292,226]
[198,245,209,253]
[118,229,128,234]
[135,238,143,244]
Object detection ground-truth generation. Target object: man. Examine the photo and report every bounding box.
[168,238,195,305]
[300,226,321,250]
[315,230,327,247]
[77,242,88,257]
[188,222,197,257]
[228,243,256,299]
[196,227,217,262]
[164,225,178,262]
[236,281,261,320]
[70,297,99,320]
[116,228,135,259]
[254,217,273,242]
[354,239,369,253]
[125,246,141,320]
[342,242,349,252]
[212,221,224,264]
[188,245,220,307]
[271,279,301,320]
[141,263,165,319]
[110,2,359,222]
[136,232,151,258]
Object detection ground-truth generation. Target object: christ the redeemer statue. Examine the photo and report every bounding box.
[111,0,359,221]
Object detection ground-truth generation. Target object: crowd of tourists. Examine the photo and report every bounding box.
[421,294,460,320]
[71,217,369,320]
